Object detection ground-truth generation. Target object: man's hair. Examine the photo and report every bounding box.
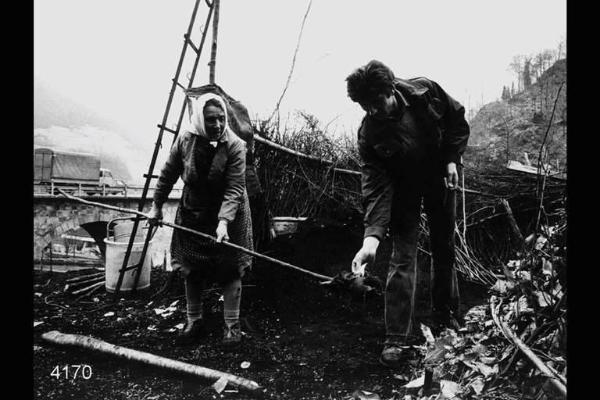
[346,60,396,104]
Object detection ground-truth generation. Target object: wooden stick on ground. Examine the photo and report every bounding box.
[71,281,104,296]
[64,276,104,293]
[65,272,104,284]
[499,198,525,250]
[490,296,566,397]
[41,331,261,392]
[75,283,104,301]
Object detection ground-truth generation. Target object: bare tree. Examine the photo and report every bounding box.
[556,36,566,60]
[523,58,532,90]
[532,53,544,81]
[542,49,556,72]
[508,54,526,92]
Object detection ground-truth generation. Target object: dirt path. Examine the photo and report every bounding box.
[33,228,489,399]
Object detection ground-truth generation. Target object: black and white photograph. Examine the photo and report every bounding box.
[33,1,567,398]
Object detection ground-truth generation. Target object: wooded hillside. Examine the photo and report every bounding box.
[466,58,566,172]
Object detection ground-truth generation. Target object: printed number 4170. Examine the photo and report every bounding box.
[50,365,92,380]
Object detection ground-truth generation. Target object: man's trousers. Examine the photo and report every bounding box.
[384,178,460,344]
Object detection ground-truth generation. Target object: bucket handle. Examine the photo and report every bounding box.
[106,216,137,241]
[106,216,158,241]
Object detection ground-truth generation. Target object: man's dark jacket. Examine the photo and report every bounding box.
[357,77,470,240]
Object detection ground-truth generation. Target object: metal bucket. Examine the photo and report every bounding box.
[103,217,153,293]
[271,217,308,236]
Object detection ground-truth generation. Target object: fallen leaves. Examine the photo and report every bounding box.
[212,376,228,394]
[351,389,381,400]
[153,300,180,318]
[240,361,251,369]
[402,375,424,389]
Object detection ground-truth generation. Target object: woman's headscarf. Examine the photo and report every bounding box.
[185,92,231,141]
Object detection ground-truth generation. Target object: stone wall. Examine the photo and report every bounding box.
[33,198,179,267]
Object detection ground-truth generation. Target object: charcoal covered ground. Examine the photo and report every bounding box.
[33,224,487,400]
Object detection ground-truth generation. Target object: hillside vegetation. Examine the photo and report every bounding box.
[466,59,566,172]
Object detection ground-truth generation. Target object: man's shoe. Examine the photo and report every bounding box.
[222,321,242,345]
[175,319,206,346]
[379,344,404,368]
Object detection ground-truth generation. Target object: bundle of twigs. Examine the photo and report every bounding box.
[253,116,566,286]
[63,271,105,299]
[485,211,567,397]
[459,166,566,268]
[418,216,497,286]
[254,116,362,220]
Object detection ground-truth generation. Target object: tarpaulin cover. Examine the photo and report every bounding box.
[34,148,100,183]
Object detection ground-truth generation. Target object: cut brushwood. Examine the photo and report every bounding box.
[499,198,525,249]
[65,272,104,284]
[71,281,104,296]
[75,283,104,301]
[41,331,261,392]
[64,276,104,293]
[490,296,566,397]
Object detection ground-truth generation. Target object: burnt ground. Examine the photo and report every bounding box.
[33,224,488,400]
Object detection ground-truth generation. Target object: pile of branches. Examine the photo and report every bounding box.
[254,113,362,221]
[488,216,567,398]
[62,270,105,300]
[252,115,566,287]
[460,166,566,271]
[388,215,566,399]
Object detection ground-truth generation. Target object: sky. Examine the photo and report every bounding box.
[34,0,566,179]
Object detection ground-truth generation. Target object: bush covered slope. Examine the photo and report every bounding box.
[466,59,566,172]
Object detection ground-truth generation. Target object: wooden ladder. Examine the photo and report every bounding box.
[112,0,222,298]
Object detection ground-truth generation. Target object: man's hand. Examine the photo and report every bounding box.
[444,162,458,190]
[216,219,229,243]
[147,203,163,227]
[351,236,380,275]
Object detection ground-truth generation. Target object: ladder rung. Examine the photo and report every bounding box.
[121,264,141,273]
[143,174,159,179]
[157,124,178,135]
[172,78,187,92]
[183,34,199,54]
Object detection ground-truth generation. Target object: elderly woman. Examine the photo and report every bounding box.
[148,92,253,345]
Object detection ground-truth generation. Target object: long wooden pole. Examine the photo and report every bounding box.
[208,0,220,84]
[253,134,361,176]
[254,134,503,197]
[41,331,261,392]
[57,189,332,282]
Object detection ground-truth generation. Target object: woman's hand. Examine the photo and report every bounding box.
[216,219,229,243]
[147,203,163,227]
